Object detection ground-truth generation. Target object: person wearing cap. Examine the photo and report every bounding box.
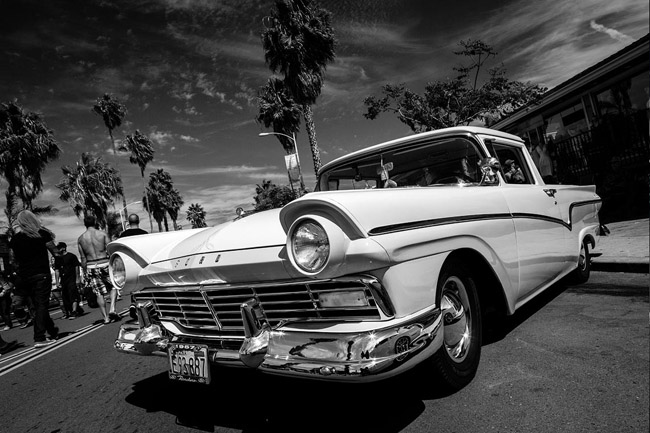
[503,158,525,184]
[53,242,84,319]
[119,214,148,238]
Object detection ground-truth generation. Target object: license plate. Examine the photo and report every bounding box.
[168,344,211,384]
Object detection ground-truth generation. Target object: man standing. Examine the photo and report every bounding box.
[119,214,148,238]
[78,215,119,325]
[9,210,61,347]
[54,242,84,319]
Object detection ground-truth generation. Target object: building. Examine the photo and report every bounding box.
[492,34,649,223]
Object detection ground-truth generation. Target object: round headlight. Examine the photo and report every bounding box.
[291,220,330,273]
[109,255,126,289]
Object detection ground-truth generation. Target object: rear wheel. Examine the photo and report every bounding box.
[569,239,591,283]
[430,259,482,390]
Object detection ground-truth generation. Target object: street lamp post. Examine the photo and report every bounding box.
[259,132,306,194]
[117,200,142,230]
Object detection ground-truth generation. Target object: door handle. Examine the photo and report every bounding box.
[543,188,557,198]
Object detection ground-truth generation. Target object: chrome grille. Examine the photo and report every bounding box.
[132,279,382,335]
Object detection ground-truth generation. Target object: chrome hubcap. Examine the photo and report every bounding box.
[440,276,471,363]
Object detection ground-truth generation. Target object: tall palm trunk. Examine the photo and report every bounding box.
[4,190,17,236]
[110,130,128,214]
[303,105,322,176]
[142,176,154,232]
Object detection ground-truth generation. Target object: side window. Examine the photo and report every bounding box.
[493,145,532,184]
[327,178,378,190]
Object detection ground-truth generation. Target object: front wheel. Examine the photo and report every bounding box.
[569,239,591,284]
[429,259,482,390]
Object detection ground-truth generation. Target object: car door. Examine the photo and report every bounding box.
[493,143,568,303]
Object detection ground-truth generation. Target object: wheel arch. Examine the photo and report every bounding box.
[443,248,511,322]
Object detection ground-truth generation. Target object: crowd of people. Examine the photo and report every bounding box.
[0,211,148,355]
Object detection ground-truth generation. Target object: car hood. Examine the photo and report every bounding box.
[109,209,287,266]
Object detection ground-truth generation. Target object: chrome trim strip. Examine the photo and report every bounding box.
[368,199,602,236]
[151,244,284,265]
[512,213,570,230]
[568,199,602,230]
[368,213,512,236]
[200,288,223,330]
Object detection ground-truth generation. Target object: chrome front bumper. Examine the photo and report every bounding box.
[115,301,442,382]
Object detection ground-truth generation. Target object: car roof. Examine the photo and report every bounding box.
[319,126,522,175]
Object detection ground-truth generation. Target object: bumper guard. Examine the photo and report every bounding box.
[115,299,442,381]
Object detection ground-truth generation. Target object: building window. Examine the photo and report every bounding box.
[543,102,589,141]
[596,72,648,117]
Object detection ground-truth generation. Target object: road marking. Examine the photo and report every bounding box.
[0,310,128,377]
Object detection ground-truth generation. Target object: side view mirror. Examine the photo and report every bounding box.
[478,157,501,185]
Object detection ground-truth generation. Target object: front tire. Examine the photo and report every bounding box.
[430,259,482,390]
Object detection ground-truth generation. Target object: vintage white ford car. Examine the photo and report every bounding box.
[108,126,601,389]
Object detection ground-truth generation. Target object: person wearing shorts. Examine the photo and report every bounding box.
[78,215,119,325]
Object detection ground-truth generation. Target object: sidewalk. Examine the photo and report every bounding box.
[591,218,649,274]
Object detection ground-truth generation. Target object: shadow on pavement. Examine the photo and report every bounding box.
[0,339,23,355]
[483,281,570,346]
[126,368,430,432]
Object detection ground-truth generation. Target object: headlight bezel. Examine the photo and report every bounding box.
[109,254,127,289]
[290,219,330,273]
[287,216,348,277]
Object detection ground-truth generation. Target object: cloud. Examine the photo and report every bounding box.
[336,21,431,54]
[163,164,279,177]
[589,20,635,43]
[149,130,174,146]
[452,0,649,87]
[180,135,199,143]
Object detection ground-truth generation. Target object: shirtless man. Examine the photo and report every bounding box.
[78,215,119,324]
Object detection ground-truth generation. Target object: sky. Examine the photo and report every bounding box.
[1,0,648,252]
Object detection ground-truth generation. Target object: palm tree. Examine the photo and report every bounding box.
[143,188,165,232]
[0,101,61,232]
[121,129,155,232]
[261,0,336,175]
[106,211,123,240]
[256,78,305,191]
[186,203,207,228]
[92,93,128,210]
[254,179,297,210]
[144,169,182,232]
[165,188,184,231]
[57,153,123,229]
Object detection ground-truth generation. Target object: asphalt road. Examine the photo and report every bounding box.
[0,272,647,433]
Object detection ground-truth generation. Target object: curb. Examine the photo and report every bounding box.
[592,261,649,274]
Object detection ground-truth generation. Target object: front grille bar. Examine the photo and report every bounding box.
[132,278,385,336]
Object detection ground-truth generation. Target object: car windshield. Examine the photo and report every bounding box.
[319,137,485,191]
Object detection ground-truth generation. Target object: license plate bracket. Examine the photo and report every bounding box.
[168,343,211,385]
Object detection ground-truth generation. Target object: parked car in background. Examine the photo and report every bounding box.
[108,126,601,389]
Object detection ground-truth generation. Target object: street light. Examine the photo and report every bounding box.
[117,201,142,230]
[258,132,306,193]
